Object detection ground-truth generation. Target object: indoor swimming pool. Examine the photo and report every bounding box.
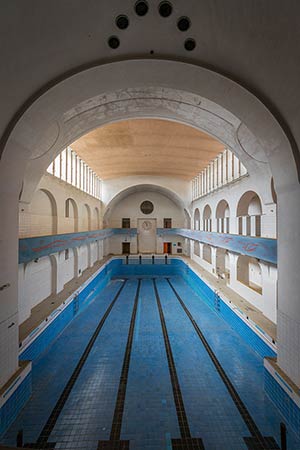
[1,258,299,450]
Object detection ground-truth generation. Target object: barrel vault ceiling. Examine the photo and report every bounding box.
[71,118,224,180]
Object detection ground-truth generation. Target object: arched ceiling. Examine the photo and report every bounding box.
[103,183,188,221]
[71,119,224,180]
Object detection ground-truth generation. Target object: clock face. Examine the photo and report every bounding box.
[140,200,154,214]
[142,220,152,231]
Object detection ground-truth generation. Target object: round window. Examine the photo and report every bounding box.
[140,200,154,214]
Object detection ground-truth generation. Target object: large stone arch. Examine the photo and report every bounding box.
[3,60,298,205]
[1,59,300,386]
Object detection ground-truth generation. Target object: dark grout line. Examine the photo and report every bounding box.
[109,279,141,442]
[166,278,279,450]
[98,279,141,449]
[153,279,205,450]
[24,280,128,449]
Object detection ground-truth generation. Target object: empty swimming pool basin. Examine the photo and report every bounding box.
[1,257,299,450]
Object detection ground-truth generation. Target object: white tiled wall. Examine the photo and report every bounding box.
[277,310,300,386]
[0,313,19,387]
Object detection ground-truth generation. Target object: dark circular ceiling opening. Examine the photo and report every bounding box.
[177,16,191,31]
[135,1,149,16]
[116,15,129,30]
[159,1,173,17]
[184,38,196,51]
[108,36,120,49]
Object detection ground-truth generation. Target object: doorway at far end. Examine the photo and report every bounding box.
[163,242,172,254]
[122,242,130,254]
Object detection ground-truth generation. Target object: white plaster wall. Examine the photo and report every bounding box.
[107,190,186,228]
[102,176,190,208]
[108,232,185,255]
[97,240,104,260]
[90,242,98,266]
[24,256,54,310]
[249,261,262,287]
[193,246,215,275]
[18,265,29,324]
[109,235,138,255]
[103,238,110,256]
[78,245,88,275]
[58,249,76,288]
[230,277,263,310]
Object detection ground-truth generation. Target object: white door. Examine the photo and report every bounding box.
[137,219,156,253]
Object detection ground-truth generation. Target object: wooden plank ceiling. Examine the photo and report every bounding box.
[71,119,224,180]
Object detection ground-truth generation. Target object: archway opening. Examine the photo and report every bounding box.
[203,205,212,232]
[194,208,200,231]
[1,58,300,395]
[237,191,262,237]
[216,200,230,233]
[237,255,262,294]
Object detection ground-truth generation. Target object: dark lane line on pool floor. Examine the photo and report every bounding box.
[153,279,205,450]
[98,279,141,450]
[24,280,128,449]
[166,278,279,450]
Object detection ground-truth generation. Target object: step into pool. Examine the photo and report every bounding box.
[1,258,299,450]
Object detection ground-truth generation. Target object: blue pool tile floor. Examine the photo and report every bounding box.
[1,275,300,450]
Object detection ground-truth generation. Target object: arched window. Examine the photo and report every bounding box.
[236,191,262,237]
[203,205,212,232]
[194,208,200,230]
[216,200,230,233]
[65,198,78,232]
[25,188,57,237]
[94,207,100,229]
[82,204,92,231]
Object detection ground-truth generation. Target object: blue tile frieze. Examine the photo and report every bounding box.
[19,228,276,264]
[157,228,277,264]
[18,228,137,264]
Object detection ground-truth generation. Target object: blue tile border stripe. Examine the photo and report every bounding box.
[19,229,137,264]
[0,362,32,437]
[274,372,294,394]
[264,360,300,437]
